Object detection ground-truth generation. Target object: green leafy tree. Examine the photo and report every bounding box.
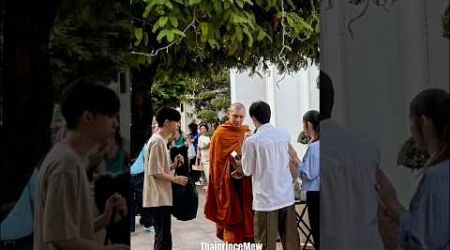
[50,0,133,95]
[130,0,320,154]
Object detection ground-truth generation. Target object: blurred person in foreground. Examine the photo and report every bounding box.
[34,80,128,250]
[319,71,383,250]
[377,89,449,249]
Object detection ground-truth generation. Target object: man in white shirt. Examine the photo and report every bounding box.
[320,71,383,250]
[240,101,300,250]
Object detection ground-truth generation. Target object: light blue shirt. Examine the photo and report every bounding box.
[130,143,148,175]
[299,140,320,192]
[399,159,449,249]
[0,170,37,240]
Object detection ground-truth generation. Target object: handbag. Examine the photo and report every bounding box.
[172,162,198,221]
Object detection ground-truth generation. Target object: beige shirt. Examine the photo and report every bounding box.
[143,133,173,208]
[34,142,95,250]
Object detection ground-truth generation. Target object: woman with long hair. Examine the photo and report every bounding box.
[299,110,320,249]
[377,89,450,249]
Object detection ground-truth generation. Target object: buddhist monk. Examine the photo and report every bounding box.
[204,102,254,243]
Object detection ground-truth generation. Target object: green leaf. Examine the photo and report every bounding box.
[213,1,222,13]
[171,29,186,37]
[286,15,294,27]
[256,30,266,41]
[242,26,253,47]
[164,1,174,9]
[156,29,169,42]
[143,4,153,18]
[208,38,219,49]
[167,31,175,42]
[134,27,143,41]
[188,0,201,5]
[300,19,313,31]
[236,0,244,8]
[169,16,179,27]
[159,16,169,27]
[199,22,209,36]
[172,0,183,3]
[152,21,160,33]
[236,27,243,42]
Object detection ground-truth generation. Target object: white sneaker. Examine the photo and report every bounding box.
[130,231,136,236]
[144,226,155,233]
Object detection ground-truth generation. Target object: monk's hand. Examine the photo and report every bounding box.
[173,176,188,186]
[231,170,244,180]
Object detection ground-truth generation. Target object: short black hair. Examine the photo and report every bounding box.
[188,122,198,134]
[319,71,334,120]
[156,108,181,127]
[60,80,120,130]
[303,110,320,132]
[249,101,271,124]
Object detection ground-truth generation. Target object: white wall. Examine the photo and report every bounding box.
[230,64,320,157]
[320,0,449,204]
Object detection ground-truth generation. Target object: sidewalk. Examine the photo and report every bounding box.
[131,187,309,249]
[131,187,221,250]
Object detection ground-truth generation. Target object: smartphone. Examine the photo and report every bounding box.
[230,151,241,161]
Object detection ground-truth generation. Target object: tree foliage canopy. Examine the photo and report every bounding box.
[50,0,133,97]
[131,0,320,74]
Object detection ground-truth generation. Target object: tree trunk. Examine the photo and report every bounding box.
[130,65,158,159]
[0,0,61,221]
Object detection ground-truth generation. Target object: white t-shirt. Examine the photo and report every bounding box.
[242,123,295,211]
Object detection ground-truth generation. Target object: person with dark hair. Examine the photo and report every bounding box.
[298,110,320,249]
[204,102,254,243]
[197,123,211,189]
[241,101,300,250]
[34,81,129,250]
[319,71,334,121]
[319,71,384,250]
[143,108,188,250]
[377,89,449,249]
[187,122,201,183]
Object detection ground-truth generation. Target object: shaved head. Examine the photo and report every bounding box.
[228,102,246,112]
[228,102,246,127]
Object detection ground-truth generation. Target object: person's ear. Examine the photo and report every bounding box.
[81,111,95,125]
[421,115,434,134]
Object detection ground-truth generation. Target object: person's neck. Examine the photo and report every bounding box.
[65,131,96,156]
[158,128,172,140]
[426,136,441,156]
[254,121,267,129]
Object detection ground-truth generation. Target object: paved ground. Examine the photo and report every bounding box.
[131,187,313,250]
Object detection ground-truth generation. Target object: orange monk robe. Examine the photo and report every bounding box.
[204,121,254,243]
